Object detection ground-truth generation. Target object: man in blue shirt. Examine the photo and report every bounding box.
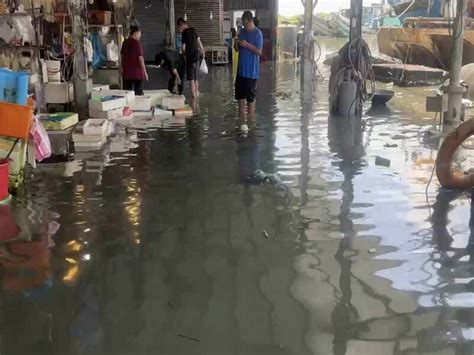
[234,11,263,134]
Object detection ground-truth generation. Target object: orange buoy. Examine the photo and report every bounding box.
[436,119,474,189]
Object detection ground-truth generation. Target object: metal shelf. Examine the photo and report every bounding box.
[0,45,45,49]
[0,12,44,17]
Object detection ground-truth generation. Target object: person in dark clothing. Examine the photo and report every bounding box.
[121,25,148,95]
[155,50,185,95]
[177,18,205,97]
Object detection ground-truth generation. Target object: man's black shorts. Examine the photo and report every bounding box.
[235,75,257,103]
[186,61,199,81]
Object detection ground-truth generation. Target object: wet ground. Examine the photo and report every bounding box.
[2,40,474,355]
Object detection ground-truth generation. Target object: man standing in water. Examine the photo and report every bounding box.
[121,25,148,95]
[234,11,263,133]
[177,18,205,98]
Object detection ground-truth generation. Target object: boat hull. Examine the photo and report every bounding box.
[377,25,474,69]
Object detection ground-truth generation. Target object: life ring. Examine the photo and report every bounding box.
[436,119,474,189]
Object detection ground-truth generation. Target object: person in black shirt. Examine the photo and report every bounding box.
[155,50,185,95]
[177,18,205,97]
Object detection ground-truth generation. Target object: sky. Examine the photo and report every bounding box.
[279,0,379,15]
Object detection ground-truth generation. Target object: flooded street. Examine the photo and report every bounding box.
[2,39,474,355]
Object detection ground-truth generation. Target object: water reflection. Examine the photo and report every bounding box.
[329,115,364,355]
[5,57,474,354]
[237,133,259,183]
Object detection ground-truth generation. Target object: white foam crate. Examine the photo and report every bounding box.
[83,119,108,136]
[161,95,185,110]
[73,133,105,143]
[45,82,74,104]
[91,90,135,105]
[131,96,152,111]
[89,107,123,120]
[143,89,172,106]
[154,108,173,117]
[74,140,106,152]
[133,109,154,118]
[88,96,127,111]
[113,114,135,126]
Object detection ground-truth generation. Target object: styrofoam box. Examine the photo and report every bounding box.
[113,114,134,126]
[131,96,152,111]
[73,122,105,143]
[83,119,108,136]
[133,109,154,118]
[143,90,172,106]
[89,107,123,120]
[45,82,74,104]
[74,140,106,152]
[91,90,135,105]
[161,95,185,110]
[73,132,105,143]
[154,108,173,117]
[89,96,127,111]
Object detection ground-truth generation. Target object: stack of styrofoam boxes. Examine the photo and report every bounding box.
[43,60,75,106]
[143,90,172,107]
[72,118,112,152]
[89,90,134,125]
[38,112,80,162]
[131,95,154,118]
[161,94,193,117]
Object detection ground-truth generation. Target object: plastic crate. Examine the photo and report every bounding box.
[0,101,33,139]
[0,69,29,105]
[89,11,112,25]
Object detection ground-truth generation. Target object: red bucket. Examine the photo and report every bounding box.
[0,159,10,201]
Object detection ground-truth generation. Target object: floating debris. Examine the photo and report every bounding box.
[262,230,269,239]
[375,156,391,167]
[177,334,200,343]
[384,143,398,148]
[246,169,287,190]
[368,248,377,254]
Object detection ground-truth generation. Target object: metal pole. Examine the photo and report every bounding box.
[301,0,315,81]
[169,0,176,49]
[349,0,363,43]
[72,4,91,119]
[445,0,467,124]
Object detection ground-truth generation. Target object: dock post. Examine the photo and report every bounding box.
[445,0,467,124]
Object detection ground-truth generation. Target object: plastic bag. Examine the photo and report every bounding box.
[12,14,36,45]
[86,38,93,62]
[199,59,208,75]
[29,116,51,162]
[106,40,119,62]
[0,21,14,43]
[89,33,106,69]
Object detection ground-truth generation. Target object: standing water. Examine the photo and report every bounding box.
[1,38,474,355]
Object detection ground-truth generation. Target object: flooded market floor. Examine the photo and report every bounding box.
[3,53,474,355]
